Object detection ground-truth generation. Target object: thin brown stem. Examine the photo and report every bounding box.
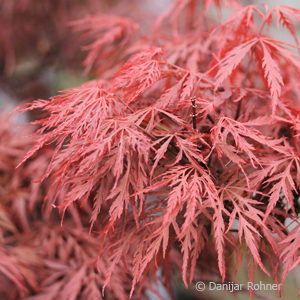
[190,96,197,131]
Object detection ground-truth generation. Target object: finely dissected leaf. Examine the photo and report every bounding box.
[211,116,285,173]
[213,206,226,281]
[215,38,258,88]
[113,48,163,103]
[150,134,174,177]
[263,156,299,221]
[268,6,300,46]
[260,39,284,114]
[72,15,139,75]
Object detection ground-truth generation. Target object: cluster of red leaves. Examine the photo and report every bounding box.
[16,0,300,299]
[0,114,154,300]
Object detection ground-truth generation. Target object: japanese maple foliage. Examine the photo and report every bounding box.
[0,113,148,300]
[15,0,300,299]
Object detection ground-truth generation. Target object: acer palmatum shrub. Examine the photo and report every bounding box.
[12,0,300,299]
